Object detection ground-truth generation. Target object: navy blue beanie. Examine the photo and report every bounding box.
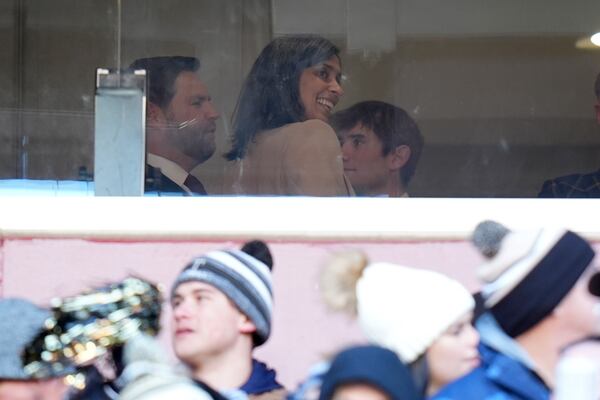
[319,345,420,400]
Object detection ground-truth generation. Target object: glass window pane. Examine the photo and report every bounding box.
[2,0,600,198]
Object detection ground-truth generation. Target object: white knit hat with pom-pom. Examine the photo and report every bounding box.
[356,263,474,363]
[321,252,474,364]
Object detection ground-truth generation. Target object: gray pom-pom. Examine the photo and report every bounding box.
[472,220,511,258]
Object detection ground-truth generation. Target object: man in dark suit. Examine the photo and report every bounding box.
[538,73,600,198]
[129,57,220,195]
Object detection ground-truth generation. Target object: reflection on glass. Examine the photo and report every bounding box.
[1,1,600,197]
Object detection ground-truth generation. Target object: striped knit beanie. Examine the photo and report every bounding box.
[473,221,596,338]
[172,249,273,346]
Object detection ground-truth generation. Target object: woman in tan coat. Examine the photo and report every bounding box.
[224,35,353,196]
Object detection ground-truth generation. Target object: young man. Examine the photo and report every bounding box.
[0,299,69,400]
[171,243,285,400]
[538,72,600,197]
[330,100,423,197]
[432,221,600,400]
[129,56,220,195]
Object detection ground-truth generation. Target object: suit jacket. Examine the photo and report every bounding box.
[145,165,207,195]
[538,169,600,198]
[225,119,354,196]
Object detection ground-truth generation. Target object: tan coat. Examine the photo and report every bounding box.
[225,120,354,196]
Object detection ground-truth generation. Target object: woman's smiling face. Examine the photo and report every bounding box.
[298,55,344,122]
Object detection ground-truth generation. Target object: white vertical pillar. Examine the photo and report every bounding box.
[94,69,146,196]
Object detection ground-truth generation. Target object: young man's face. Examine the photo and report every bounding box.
[339,123,394,196]
[171,281,252,365]
[163,71,220,164]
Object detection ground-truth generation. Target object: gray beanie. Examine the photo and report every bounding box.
[172,249,273,346]
[0,298,50,380]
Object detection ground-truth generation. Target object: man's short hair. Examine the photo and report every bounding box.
[129,56,200,109]
[330,101,424,186]
[595,72,600,100]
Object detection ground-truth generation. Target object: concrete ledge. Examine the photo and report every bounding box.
[1,197,599,241]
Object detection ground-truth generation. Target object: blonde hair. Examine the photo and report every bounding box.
[320,250,369,316]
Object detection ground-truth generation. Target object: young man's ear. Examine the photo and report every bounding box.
[238,314,257,335]
[594,102,600,125]
[387,145,411,171]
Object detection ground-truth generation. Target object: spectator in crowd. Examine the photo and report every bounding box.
[224,35,353,196]
[319,251,479,398]
[129,56,220,195]
[331,101,423,197]
[0,298,69,400]
[318,345,421,400]
[171,240,285,399]
[118,334,222,400]
[432,221,600,400]
[538,72,600,197]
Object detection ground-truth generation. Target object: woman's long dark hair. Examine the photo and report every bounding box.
[225,35,340,161]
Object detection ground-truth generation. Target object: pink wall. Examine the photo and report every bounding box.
[2,237,599,388]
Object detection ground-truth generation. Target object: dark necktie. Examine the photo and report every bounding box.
[184,174,207,195]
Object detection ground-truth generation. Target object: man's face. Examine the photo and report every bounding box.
[555,264,600,340]
[171,281,252,366]
[0,379,68,400]
[339,123,393,196]
[164,71,220,164]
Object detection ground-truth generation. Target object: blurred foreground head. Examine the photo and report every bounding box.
[319,345,421,400]
[0,298,69,400]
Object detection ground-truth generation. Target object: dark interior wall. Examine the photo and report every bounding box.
[0,1,17,178]
[1,1,599,197]
[1,0,116,180]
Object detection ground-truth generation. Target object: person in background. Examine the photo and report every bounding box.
[432,221,600,400]
[0,298,69,400]
[538,72,600,197]
[331,101,423,197]
[319,251,479,398]
[171,240,285,400]
[318,345,421,400]
[224,35,353,196]
[129,56,220,195]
